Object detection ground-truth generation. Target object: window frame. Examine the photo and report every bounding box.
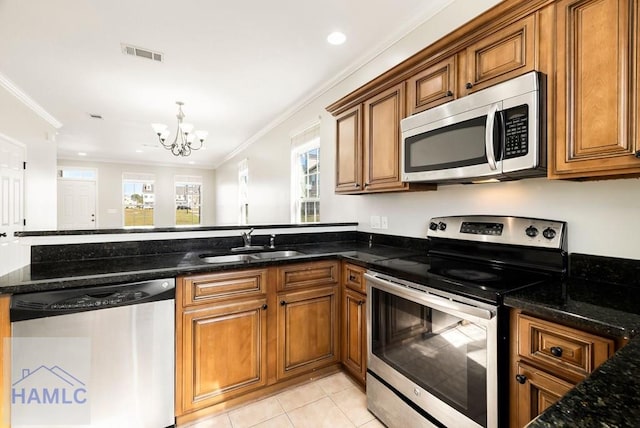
[291,136,320,224]
[122,173,155,228]
[174,175,203,227]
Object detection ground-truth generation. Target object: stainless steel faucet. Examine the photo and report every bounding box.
[241,228,254,247]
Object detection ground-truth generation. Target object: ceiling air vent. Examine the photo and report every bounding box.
[121,43,163,62]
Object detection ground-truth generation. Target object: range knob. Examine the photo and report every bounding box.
[429,222,438,231]
[543,227,556,240]
[525,226,539,238]
[438,222,447,231]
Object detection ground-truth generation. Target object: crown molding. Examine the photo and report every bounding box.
[0,72,63,129]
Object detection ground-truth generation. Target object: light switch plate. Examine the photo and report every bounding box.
[370,215,381,229]
[381,216,388,229]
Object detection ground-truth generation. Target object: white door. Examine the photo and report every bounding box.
[57,180,96,229]
[0,135,26,275]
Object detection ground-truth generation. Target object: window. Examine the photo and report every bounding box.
[238,159,249,225]
[175,175,202,226]
[123,173,155,227]
[291,124,320,223]
[57,167,97,181]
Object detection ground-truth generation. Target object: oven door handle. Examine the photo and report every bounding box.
[365,273,495,321]
[485,103,500,171]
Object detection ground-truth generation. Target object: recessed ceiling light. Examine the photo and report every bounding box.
[78,152,87,156]
[327,31,346,45]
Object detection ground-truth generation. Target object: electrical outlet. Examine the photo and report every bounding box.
[381,216,388,229]
[370,215,381,229]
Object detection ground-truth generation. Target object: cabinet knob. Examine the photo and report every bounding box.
[515,374,527,384]
[635,150,640,158]
[280,300,286,306]
[262,304,268,310]
[465,82,473,89]
[446,90,453,97]
[354,183,360,188]
[349,275,357,282]
[358,300,365,306]
[550,346,563,357]
[364,183,369,188]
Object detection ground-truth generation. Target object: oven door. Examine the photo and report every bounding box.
[365,272,498,428]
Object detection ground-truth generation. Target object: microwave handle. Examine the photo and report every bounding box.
[485,103,500,170]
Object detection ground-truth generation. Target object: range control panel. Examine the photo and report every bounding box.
[427,215,566,250]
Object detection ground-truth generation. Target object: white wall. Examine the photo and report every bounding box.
[214,0,640,260]
[57,159,216,228]
[0,81,58,274]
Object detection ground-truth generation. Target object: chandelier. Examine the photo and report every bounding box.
[151,101,208,157]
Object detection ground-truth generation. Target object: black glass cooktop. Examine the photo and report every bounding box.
[373,254,556,304]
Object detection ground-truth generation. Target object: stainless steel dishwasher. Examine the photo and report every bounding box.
[10,278,175,428]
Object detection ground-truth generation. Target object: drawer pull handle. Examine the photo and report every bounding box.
[515,374,527,384]
[280,300,287,306]
[262,304,268,310]
[550,346,563,357]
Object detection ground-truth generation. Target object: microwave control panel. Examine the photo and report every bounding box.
[503,104,529,159]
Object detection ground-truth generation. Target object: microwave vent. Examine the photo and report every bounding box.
[121,44,163,62]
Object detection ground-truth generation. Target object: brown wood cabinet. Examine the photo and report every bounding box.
[463,13,538,94]
[341,263,367,383]
[177,262,341,420]
[551,0,640,178]
[509,310,616,427]
[277,285,339,380]
[333,84,435,194]
[176,269,270,415]
[342,287,366,383]
[406,56,457,115]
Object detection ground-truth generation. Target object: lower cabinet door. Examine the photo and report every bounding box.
[179,298,268,414]
[342,289,366,383]
[277,286,339,380]
[515,362,574,427]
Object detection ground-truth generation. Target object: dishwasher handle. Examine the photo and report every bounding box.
[10,278,175,322]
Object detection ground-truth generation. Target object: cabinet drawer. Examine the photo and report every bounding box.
[180,269,268,307]
[277,261,339,291]
[517,314,614,379]
[343,263,367,294]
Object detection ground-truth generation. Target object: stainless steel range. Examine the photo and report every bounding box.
[366,215,567,428]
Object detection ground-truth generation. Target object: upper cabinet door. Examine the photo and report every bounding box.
[335,105,363,193]
[363,83,407,192]
[464,13,537,94]
[552,0,640,178]
[406,56,457,115]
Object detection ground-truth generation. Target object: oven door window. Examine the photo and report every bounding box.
[371,287,487,426]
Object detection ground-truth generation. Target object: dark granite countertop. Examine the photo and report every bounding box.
[0,240,424,294]
[525,337,640,427]
[504,265,640,427]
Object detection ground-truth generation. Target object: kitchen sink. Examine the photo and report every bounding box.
[199,254,257,263]
[199,250,305,264]
[249,250,305,259]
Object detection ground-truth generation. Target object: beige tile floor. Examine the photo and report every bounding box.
[183,372,385,428]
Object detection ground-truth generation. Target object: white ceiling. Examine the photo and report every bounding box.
[0,0,451,169]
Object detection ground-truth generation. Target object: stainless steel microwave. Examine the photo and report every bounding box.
[401,71,545,183]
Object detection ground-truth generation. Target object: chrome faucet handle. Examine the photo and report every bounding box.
[242,228,255,246]
[269,234,276,249]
